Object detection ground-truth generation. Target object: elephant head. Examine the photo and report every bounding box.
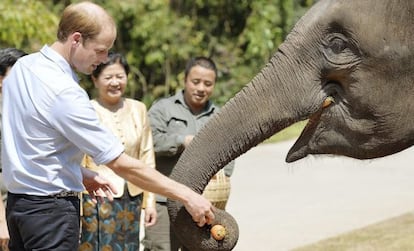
[167,0,414,250]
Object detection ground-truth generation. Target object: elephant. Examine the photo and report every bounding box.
[167,0,414,250]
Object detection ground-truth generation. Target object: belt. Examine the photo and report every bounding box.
[8,191,81,200]
[50,191,81,198]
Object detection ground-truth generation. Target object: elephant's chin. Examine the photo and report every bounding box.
[167,199,239,251]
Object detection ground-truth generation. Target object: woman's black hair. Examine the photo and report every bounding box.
[92,51,130,78]
[0,48,27,76]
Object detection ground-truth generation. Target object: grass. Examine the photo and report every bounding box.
[292,212,414,251]
[264,120,307,144]
[261,121,414,251]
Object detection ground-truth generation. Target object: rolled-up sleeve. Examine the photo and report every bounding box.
[50,87,124,165]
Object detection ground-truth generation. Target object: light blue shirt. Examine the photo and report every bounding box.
[2,45,124,195]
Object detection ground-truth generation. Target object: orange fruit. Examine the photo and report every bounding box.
[211,224,226,240]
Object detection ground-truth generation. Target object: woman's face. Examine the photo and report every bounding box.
[93,62,127,104]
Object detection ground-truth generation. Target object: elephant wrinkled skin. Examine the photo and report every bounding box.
[167,0,414,250]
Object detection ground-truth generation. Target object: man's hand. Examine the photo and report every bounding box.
[81,167,117,203]
[184,192,215,227]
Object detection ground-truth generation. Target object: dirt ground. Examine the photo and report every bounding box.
[225,140,414,251]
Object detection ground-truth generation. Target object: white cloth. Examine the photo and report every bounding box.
[2,45,124,195]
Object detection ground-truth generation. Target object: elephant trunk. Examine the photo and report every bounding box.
[167,48,322,250]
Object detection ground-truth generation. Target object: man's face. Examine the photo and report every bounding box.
[71,28,116,75]
[183,65,216,113]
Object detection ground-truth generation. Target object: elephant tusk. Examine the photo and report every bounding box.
[322,96,334,108]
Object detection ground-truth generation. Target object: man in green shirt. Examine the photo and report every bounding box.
[145,56,234,251]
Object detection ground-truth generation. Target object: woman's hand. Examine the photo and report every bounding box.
[81,167,117,203]
[144,206,157,227]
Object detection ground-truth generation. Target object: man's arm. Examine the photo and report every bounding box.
[106,153,214,227]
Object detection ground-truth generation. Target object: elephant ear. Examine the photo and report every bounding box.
[167,199,239,251]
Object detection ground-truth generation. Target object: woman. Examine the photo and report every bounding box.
[79,52,157,251]
[0,47,27,251]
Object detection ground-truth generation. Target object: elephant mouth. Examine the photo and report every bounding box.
[286,95,335,162]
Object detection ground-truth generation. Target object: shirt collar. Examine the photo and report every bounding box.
[39,45,79,83]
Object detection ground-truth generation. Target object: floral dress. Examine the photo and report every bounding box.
[79,98,156,251]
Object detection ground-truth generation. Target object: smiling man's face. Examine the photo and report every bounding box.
[183,65,216,114]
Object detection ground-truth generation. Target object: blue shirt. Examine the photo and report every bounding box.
[2,45,124,195]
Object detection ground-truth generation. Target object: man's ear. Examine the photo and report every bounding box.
[71,32,82,47]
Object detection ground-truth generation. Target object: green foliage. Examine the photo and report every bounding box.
[1,0,316,107]
[264,120,307,143]
[0,0,59,53]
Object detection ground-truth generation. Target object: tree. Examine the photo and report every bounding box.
[0,0,59,53]
[0,0,315,107]
[166,0,315,105]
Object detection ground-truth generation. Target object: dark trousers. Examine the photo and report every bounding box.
[143,202,189,251]
[6,193,80,251]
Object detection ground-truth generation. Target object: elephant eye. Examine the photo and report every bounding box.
[322,33,359,66]
[324,33,348,54]
[329,37,347,54]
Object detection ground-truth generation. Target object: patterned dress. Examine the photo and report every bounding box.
[79,98,156,251]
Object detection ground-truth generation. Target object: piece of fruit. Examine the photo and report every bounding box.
[211,224,226,241]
